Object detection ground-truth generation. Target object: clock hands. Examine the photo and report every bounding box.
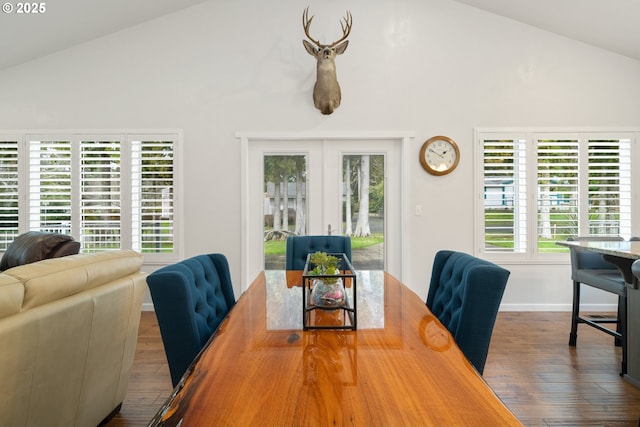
[428,148,444,159]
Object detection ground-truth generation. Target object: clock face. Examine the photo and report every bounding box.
[420,136,460,176]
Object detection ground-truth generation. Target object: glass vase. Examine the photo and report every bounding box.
[311,278,345,308]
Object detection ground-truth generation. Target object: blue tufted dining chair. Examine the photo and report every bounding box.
[426,250,510,375]
[146,253,236,387]
[285,235,352,270]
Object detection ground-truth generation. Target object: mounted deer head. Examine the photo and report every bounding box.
[302,7,352,115]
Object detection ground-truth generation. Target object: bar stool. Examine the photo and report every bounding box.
[567,236,626,348]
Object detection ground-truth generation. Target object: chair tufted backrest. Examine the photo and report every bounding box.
[567,236,623,278]
[426,250,510,375]
[147,253,235,387]
[285,235,352,270]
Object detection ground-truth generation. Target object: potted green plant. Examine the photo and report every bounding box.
[308,251,345,308]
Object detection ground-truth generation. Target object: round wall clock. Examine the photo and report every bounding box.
[419,136,460,176]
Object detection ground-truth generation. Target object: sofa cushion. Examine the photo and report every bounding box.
[0,275,24,319]
[0,231,80,271]
[3,250,143,310]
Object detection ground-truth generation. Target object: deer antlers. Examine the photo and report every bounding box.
[302,6,352,48]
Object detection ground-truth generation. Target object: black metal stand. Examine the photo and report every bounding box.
[302,253,357,330]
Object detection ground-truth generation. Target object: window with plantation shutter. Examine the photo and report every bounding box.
[0,131,180,262]
[586,136,632,237]
[535,135,579,253]
[28,139,73,234]
[131,138,174,254]
[482,136,527,253]
[0,138,19,250]
[476,129,636,260]
[80,139,121,251]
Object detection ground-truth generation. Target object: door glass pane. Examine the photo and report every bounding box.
[262,152,385,271]
[342,154,384,270]
[264,154,307,269]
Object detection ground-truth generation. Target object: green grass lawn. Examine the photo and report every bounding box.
[485,235,571,252]
[264,234,384,255]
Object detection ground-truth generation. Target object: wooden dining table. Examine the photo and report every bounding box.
[149,270,522,426]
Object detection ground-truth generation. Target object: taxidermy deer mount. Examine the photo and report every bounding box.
[302,7,352,115]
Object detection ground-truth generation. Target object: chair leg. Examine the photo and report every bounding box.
[615,295,622,347]
[569,280,580,346]
[619,293,627,376]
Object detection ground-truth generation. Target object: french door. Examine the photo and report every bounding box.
[240,133,408,291]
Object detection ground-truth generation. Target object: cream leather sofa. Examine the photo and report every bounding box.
[0,250,147,427]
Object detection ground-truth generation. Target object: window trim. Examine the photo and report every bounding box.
[0,129,183,264]
[474,127,639,265]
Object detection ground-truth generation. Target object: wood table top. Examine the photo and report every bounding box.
[150,270,522,427]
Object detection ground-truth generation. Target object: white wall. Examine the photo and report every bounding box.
[1,0,639,309]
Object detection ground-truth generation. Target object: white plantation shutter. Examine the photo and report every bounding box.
[80,139,121,251]
[28,139,72,234]
[586,136,632,237]
[131,138,174,254]
[0,139,19,249]
[482,136,527,253]
[535,136,579,253]
[477,130,635,259]
[535,134,632,251]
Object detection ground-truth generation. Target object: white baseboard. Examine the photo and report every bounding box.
[499,303,618,312]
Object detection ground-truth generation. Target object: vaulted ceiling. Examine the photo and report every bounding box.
[0,0,209,70]
[452,0,640,61]
[0,0,638,71]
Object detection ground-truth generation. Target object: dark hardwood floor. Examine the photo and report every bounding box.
[105,311,640,427]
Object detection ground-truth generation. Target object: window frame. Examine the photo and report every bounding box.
[474,127,638,264]
[0,130,183,264]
